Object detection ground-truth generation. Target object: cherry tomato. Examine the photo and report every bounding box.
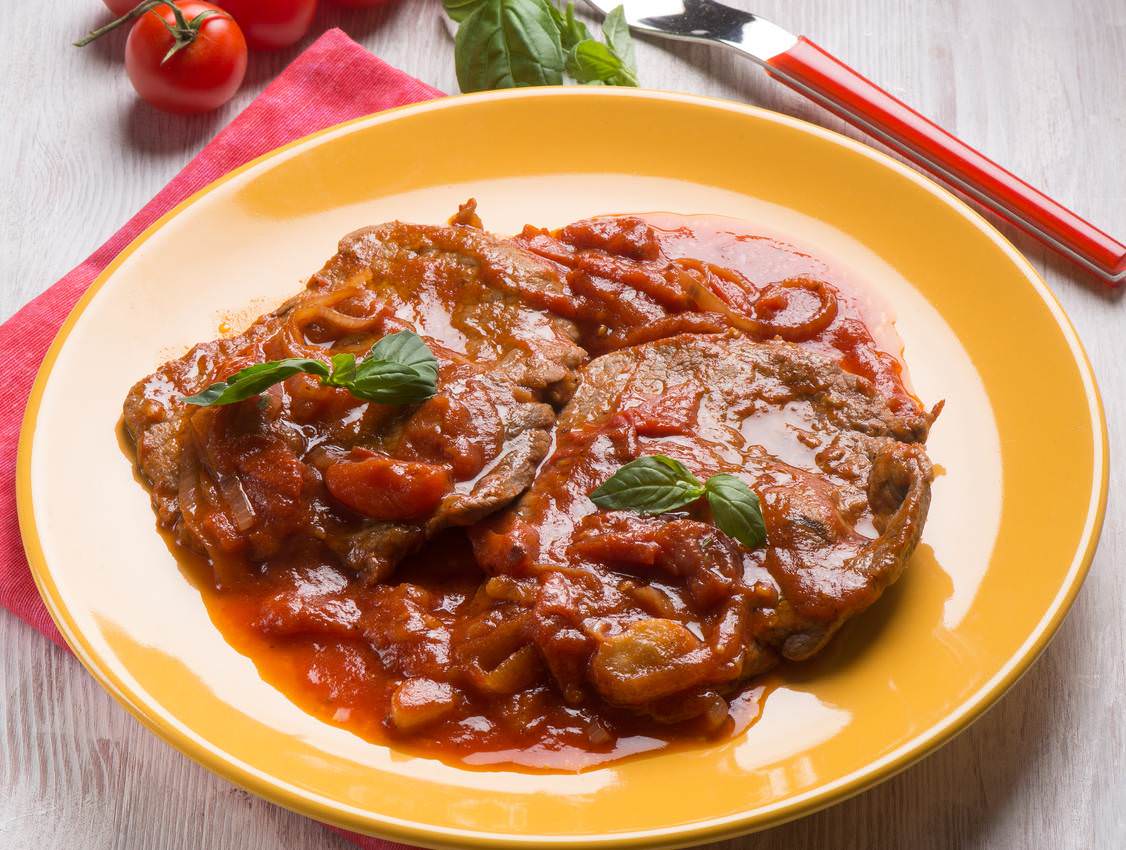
[124,2,248,114]
[218,0,317,51]
[103,0,140,14]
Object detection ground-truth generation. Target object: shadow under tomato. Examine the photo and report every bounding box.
[121,97,226,155]
[238,2,408,88]
[314,1,409,43]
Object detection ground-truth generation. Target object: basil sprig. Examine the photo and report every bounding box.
[183,331,439,408]
[444,0,639,92]
[568,7,637,86]
[549,1,592,49]
[589,456,768,549]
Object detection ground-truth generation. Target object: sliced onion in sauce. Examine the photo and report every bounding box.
[305,305,384,335]
[182,408,257,533]
[287,285,386,345]
[216,473,257,532]
[754,278,839,341]
[675,261,839,342]
[177,445,199,525]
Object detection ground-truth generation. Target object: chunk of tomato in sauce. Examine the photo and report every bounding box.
[324,450,453,522]
[559,216,662,261]
[395,392,499,480]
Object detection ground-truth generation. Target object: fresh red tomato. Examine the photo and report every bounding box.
[103,0,140,14]
[124,2,248,114]
[218,0,317,51]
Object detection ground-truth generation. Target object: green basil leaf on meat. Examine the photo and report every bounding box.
[366,330,439,383]
[589,458,768,550]
[184,331,438,408]
[343,360,440,405]
[704,473,767,549]
[589,455,706,513]
[183,358,330,406]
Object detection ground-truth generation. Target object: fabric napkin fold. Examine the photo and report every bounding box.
[0,28,442,850]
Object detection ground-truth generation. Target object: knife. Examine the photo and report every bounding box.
[584,0,1126,285]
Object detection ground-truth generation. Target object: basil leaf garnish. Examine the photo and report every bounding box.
[567,38,638,87]
[339,360,440,405]
[447,1,639,91]
[455,0,566,92]
[184,331,438,408]
[368,330,439,383]
[183,358,330,406]
[328,352,359,386]
[704,473,767,549]
[589,455,706,514]
[589,457,768,549]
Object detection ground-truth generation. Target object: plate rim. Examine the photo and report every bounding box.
[16,86,1109,849]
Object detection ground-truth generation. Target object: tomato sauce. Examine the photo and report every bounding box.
[131,212,923,771]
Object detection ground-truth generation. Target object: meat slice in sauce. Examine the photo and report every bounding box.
[124,208,940,767]
[470,330,935,722]
[510,215,918,412]
[123,219,586,583]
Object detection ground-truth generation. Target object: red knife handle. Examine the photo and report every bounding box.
[766,36,1125,284]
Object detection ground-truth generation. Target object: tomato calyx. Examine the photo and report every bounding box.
[76,0,228,65]
[156,3,224,63]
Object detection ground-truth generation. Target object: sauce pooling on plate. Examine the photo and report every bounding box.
[124,209,935,771]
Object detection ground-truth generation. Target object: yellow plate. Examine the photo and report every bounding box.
[17,89,1107,848]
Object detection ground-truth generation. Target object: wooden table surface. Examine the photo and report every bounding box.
[2,1,1122,848]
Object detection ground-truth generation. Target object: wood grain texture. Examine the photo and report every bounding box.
[1,1,1122,848]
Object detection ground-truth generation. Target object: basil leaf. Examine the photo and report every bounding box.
[455,0,566,92]
[601,6,636,75]
[704,473,767,549]
[548,1,592,50]
[183,331,438,408]
[444,0,487,23]
[345,361,438,404]
[368,330,439,383]
[589,455,705,513]
[589,458,768,551]
[329,352,358,386]
[325,331,439,404]
[567,38,638,87]
[184,358,330,407]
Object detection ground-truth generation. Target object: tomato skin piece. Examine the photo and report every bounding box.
[219,0,317,50]
[325,454,453,522]
[125,2,248,114]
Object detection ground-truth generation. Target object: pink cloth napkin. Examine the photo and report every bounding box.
[0,28,441,850]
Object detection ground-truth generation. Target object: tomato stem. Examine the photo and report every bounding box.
[74,0,161,47]
[161,10,224,64]
[74,0,227,63]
